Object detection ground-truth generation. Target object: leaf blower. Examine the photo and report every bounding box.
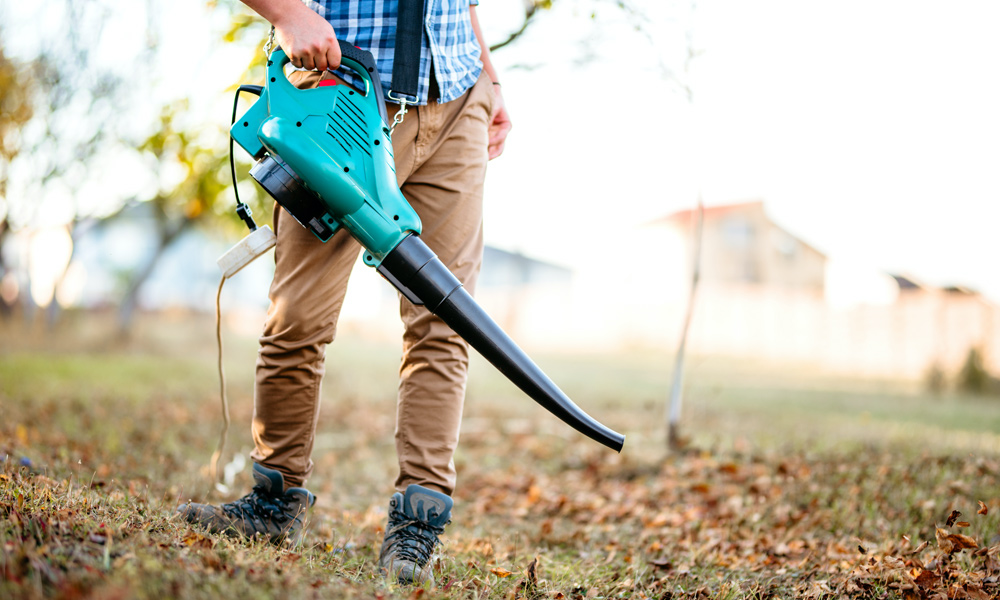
[225,41,624,453]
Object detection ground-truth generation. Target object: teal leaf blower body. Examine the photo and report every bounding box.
[231,42,624,453]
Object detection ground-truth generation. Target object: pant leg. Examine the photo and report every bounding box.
[250,70,361,489]
[389,72,495,496]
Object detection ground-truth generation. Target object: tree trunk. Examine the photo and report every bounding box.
[667,198,703,453]
[0,222,12,320]
[116,220,187,336]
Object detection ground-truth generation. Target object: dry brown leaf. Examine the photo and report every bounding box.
[690,482,711,494]
[908,540,929,555]
[936,528,954,553]
[539,519,553,536]
[182,531,214,549]
[947,533,978,551]
[490,568,513,578]
[978,501,989,516]
[956,521,971,528]
[526,556,538,587]
[937,527,978,554]
[914,569,940,589]
[963,583,991,600]
[946,510,962,527]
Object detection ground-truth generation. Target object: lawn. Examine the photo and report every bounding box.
[2,312,1000,599]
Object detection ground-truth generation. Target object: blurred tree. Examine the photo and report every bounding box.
[117,102,238,332]
[109,1,271,333]
[0,2,129,321]
[0,0,268,331]
[488,0,555,52]
[0,45,35,200]
[0,41,36,318]
[958,347,996,396]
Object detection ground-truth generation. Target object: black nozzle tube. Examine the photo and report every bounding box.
[379,235,625,453]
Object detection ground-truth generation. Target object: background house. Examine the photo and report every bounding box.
[652,200,827,292]
[638,201,999,379]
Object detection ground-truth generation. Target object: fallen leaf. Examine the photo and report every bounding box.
[956,521,970,528]
[526,556,538,587]
[540,519,553,536]
[937,528,978,553]
[914,570,939,589]
[182,531,214,549]
[907,541,929,555]
[491,568,513,578]
[978,501,989,516]
[946,533,978,551]
[15,424,28,445]
[936,528,953,553]
[946,510,961,527]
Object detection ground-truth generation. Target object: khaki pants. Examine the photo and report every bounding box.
[250,69,494,496]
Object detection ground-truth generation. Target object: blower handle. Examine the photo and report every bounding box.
[269,42,389,126]
[335,40,389,125]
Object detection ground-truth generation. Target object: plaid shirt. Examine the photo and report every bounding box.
[304,0,483,105]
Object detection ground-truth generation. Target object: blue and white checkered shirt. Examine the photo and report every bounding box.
[304,0,483,105]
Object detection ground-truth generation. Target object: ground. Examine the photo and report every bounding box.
[2,312,1000,599]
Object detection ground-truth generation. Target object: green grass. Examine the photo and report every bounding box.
[3,312,1000,599]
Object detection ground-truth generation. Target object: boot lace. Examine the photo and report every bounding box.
[222,485,294,528]
[384,507,448,565]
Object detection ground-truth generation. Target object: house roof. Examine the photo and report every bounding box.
[889,274,925,290]
[647,199,827,259]
[647,199,765,227]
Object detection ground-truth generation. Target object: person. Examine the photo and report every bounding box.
[177,0,512,586]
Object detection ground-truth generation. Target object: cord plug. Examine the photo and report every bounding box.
[217,225,277,279]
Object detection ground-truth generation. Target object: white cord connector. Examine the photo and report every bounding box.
[217,225,277,279]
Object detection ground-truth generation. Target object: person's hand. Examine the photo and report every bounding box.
[488,85,512,160]
[272,6,341,71]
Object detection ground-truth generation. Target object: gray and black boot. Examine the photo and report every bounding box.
[378,484,453,585]
[177,462,315,545]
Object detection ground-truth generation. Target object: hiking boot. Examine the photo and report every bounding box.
[177,462,315,545]
[378,484,453,585]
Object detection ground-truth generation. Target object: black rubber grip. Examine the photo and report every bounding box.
[337,40,388,124]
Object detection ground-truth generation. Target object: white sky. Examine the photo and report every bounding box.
[478,0,1000,300]
[4,0,999,301]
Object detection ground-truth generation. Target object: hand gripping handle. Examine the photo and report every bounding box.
[268,41,389,126]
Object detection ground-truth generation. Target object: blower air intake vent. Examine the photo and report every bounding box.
[326,95,371,157]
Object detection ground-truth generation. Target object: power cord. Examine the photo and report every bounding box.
[210,275,231,490]
[209,84,275,493]
[230,85,263,232]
